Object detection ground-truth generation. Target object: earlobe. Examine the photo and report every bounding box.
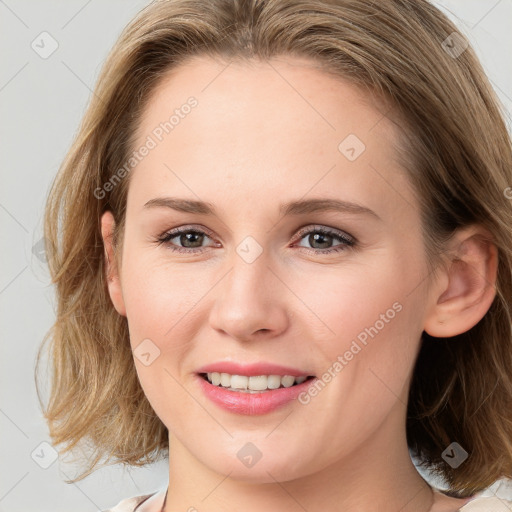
[100,211,127,317]
[423,226,498,338]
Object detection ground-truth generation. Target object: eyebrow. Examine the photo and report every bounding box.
[143,197,380,220]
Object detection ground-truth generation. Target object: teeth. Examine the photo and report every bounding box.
[267,375,281,389]
[281,375,295,388]
[220,373,230,387]
[205,372,309,392]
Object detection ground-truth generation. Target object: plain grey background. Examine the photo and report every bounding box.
[1,1,511,510]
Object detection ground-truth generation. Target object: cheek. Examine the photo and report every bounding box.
[120,251,206,344]
[302,254,426,394]
[298,262,414,342]
[119,254,200,425]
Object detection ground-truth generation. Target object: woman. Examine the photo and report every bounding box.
[37,0,512,510]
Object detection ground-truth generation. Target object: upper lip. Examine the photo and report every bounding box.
[196,361,314,377]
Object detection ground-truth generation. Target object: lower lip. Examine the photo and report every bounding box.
[196,374,318,415]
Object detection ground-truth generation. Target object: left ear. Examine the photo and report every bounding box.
[423,225,498,338]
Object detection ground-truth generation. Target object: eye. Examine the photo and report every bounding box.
[154,224,356,255]
[155,225,218,254]
[293,225,356,254]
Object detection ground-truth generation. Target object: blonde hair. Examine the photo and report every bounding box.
[36,0,512,495]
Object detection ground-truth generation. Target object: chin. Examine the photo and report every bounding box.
[198,446,313,484]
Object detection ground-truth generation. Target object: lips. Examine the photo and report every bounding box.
[196,372,318,415]
[194,361,318,414]
[195,361,313,377]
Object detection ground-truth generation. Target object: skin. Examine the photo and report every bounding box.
[101,56,497,512]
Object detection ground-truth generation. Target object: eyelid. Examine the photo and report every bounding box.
[160,224,217,240]
[293,224,355,244]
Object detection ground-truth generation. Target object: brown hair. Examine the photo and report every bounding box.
[36,0,512,495]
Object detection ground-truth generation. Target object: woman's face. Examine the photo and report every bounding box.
[103,56,436,482]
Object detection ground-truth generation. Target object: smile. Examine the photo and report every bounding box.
[196,372,318,415]
[200,372,314,392]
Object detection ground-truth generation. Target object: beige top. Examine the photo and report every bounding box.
[102,490,162,511]
[103,489,512,511]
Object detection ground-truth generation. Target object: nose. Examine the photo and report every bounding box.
[208,247,290,343]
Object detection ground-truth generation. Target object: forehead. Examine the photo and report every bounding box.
[136,55,396,147]
[128,55,415,222]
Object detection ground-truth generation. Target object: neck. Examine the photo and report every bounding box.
[163,400,433,512]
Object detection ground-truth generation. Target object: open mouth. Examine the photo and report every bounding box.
[199,372,316,393]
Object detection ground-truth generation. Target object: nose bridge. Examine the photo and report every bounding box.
[208,234,288,340]
[224,235,274,310]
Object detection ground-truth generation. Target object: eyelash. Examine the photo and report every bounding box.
[154,224,356,255]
